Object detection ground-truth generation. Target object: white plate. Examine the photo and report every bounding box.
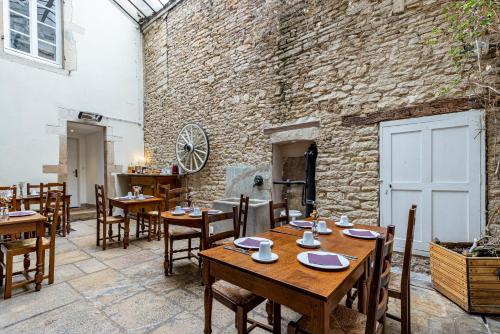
[290,220,314,228]
[283,210,302,218]
[297,251,350,270]
[188,213,202,218]
[171,210,186,216]
[207,210,223,215]
[335,222,354,228]
[251,252,279,263]
[234,237,273,250]
[296,239,321,249]
[318,228,333,235]
[342,228,380,239]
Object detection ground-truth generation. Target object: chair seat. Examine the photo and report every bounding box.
[212,280,261,306]
[168,225,201,237]
[293,305,379,334]
[2,237,50,251]
[98,215,124,224]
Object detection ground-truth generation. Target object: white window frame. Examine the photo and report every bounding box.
[3,0,62,66]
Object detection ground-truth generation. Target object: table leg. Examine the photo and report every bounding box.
[357,260,369,314]
[203,262,214,334]
[311,302,329,334]
[272,301,282,334]
[66,200,71,234]
[163,219,169,276]
[35,221,44,291]
[124,207,130,249]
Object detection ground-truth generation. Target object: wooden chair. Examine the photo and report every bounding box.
[387,205,417,334]
[137,183,169,241]
[0,186,18,211]
[25,183,44,212]
[288,232,395,334]
[0,191,61,299]
[46,182,69,236]
[95,184,124,250]
[238,194,250,237]
[268,199,290,229]
[165,187,201,274]
[202,207,275,333]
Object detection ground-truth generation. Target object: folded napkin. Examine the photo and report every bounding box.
[207,210,221,214]
[348,229,375,237]
[293,221,313,227]
[182,207,193,212]
[307,253,342,266]
[239,238,263,247]
[8,211,35,217]
[117,196,133,201]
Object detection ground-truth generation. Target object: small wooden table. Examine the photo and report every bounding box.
[19,194,72,235]
[200,221,386,334]
[108,196,163,249]
[161,209,212,276]
[0,213,47,292]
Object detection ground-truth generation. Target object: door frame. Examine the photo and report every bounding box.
[379,109,486,256]
[67,137,81,207]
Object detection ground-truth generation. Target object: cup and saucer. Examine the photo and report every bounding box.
[251,241,278,263]
[317,221,332,235]
[189,207,202,217]
[171,206,186,216]
[335,215,354,228]
[296,231,321,249]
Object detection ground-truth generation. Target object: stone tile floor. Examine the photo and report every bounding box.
[0,219,498,333]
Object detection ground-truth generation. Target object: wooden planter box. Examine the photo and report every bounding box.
[430,242,500,314]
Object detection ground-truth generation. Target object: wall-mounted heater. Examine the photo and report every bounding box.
[78,111,103,122]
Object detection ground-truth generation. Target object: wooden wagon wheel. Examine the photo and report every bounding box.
[175,124,210,174]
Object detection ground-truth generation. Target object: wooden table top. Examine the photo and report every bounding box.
[200,221,386,300]
[108,196,163,205]
[161,208,211,221]
[0,212,47,225]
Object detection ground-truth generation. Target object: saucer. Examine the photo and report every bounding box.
[335,222,354,228]
[189,213,202,218]
[318,228,333,235]
[251,252,279,263]
[296,239,321,249]
[171,210,185,216]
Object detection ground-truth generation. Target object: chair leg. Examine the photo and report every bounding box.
[23,253,30,274]
[188,238,192,260]
[236,306,248,334]
[103,223,107,251]
[266,300,273,325]
[135,215,140,238]
[4,252,13,299]
[0,250,4,286]
[96,220,100,246]
[157,218,161,241]
[49,245,55,284]
[169,237,174,275]
[402,291,411,334]
[147,216,152,242]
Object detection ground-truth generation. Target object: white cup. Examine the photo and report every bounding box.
[138,193,145,199]
[175,205,182,213]
[193,207,201,215]
[258,241,272,260]
[31,190,38,196]
[127,191,133,198]
[318,220,327,232]
[303,231,314,245]
[340,215,349,226]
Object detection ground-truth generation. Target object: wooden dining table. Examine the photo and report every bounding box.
[18,194,72,235]
[108,196,163,249]
[0,212,47,292]
[200,220,386,334]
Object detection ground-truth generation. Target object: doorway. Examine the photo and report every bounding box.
[67,122,106,208]
[379,110,485,256]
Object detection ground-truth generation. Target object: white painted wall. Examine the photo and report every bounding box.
[0,0,144,187]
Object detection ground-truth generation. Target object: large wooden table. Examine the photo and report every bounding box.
[108,196,163,248]
[200,221,386,334]
[0,213,47,292]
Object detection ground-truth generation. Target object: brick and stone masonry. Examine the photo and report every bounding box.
[142,0,499,271]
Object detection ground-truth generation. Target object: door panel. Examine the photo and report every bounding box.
[380,110,484,255]
[67,138,79,207]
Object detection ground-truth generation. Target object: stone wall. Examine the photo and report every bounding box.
[143,0,499,238]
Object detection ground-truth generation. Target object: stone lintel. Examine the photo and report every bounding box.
[263,119,320,135]
[269,127,319,144]
[43,164,67,174]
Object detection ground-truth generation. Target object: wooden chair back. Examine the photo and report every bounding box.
[26,182,44,210]
[268,199,289,229]
[164,187,192,210]
[238,195,250,237]
[365,232,395,333]
[95,184,108,224]
[201,206,239,250]
[42,191,61,240]
[46,182,67,205]
[0,185,18,211]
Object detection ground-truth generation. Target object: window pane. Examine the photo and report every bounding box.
[38,0,55,10]
[9,12,30,34]
[38,40,56,61]
[10,31,30,53]
[37,6,56,27]
[38,23,56,43]
[9,0,29,16]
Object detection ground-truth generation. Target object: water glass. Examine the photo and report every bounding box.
[0,207,9,222]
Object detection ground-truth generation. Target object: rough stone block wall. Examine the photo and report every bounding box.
[143,0,499,251]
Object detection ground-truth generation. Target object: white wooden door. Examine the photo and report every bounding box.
[380,110,485,255]
[67,138,80,207]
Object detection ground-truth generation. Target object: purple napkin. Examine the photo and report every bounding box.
[348,229,375,237]
[117,197,133,201]
[293,221,313,228]
[208,210,221,215]
[307,253,342,266]
[239,238,263,247]
[8,211,35,217]
[182,207,193,212]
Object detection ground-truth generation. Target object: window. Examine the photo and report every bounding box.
[3,0,62,65]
